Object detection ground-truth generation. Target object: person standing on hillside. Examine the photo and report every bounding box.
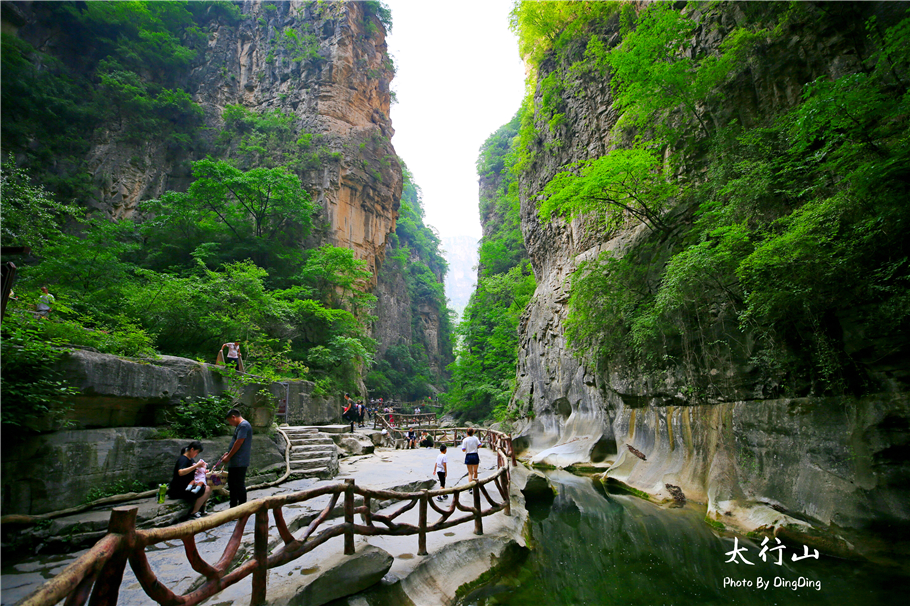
[36,286,54,318]
[342,393,356,432]
[217,409,252,508]
[220,341,243,372]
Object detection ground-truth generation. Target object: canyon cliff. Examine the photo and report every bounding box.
[2,1,451,391]
[506,1,910,559]
[7,0,400,281]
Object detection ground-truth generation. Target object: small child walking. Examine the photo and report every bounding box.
[433,444,448,501]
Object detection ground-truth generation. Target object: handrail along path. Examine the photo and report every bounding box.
[17,426,516,606]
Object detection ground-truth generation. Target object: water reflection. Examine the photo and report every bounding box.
[463,469,908,606]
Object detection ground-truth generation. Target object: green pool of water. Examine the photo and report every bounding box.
[461,470,908,606]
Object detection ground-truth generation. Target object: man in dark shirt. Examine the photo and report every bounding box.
[218,409,252,508]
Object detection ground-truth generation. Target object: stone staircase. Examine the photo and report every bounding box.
[282,427,339,480]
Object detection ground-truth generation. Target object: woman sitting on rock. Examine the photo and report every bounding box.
[169,440,212,521]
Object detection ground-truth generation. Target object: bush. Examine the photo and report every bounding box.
[38,314,157,358]
[0,313,79,433]
[162,395,233,440]
[83,479,148,503]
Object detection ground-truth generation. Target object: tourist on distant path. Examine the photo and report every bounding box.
[220,341,243,371]
[357,401,365,427]
[169,440,212,520]
[217,409,252,508]
[342,394,356,432]
[461,428,481,486]
[434,444,448,501]
[36,286,54,318]
[420,431,434,448]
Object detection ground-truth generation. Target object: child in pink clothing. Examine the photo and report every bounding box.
[187,459,208,495]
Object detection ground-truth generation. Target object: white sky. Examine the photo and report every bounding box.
[384,0,526,240]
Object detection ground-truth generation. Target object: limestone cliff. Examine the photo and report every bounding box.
[7,0,401,282]
[370,180,454,396]
[508,1,910,557]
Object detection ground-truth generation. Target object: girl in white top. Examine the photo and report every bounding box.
[461,428,481,484]
[221,342,242,369]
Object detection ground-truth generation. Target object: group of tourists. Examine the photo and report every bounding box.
[168,409,252,521]
[165,390,484,522]
[405,429,435,449]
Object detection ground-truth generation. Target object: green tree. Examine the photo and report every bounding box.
[142,159,315,282]
[297,245,376,314]
[0,156,81,251]
[539,148,677,233]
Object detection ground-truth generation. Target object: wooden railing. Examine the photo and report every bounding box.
[372,411,438,434]
[17,429,515,606]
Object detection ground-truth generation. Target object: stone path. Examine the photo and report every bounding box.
[1,432,528,606]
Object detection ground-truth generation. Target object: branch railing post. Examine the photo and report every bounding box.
[344,479,355,555]
[362,494,372,527]
[251,508,269,605]
[87,506,137,606]
[502,457,512,517]
[473,485,483,536]
[417,490,428,556]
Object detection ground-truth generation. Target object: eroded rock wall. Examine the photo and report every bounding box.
[1,349,338,515]
[510,1,910,551]
[0,428,285,516]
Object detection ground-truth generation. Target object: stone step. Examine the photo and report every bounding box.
[291,440,335,452]
[287,445,334,453]
[286,467,333,481]
[281,427,319,436]
[286,432,334,440]
[291,442,335,455]
[289,457,334,470]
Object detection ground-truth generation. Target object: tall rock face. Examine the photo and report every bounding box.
[373,245,448,380]
[370,183,454,395]
[7,0,401,281]
[510,2,910,557]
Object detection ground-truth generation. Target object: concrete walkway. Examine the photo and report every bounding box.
[1,435,527,606]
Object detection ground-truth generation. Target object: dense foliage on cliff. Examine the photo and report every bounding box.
[367,166,454,400]
[0,1,238,200]
[443,113,536,422]
[513,1,910,398]
[0,1,401,401]
[2,155,376,395]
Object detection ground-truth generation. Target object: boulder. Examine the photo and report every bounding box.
[333,436,374,456]
[281,381,340,426]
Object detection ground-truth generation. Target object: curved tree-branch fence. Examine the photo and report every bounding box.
[17,428,515,606]
[372,411,438,433]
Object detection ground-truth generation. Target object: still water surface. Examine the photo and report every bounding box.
[461,470,907,606]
